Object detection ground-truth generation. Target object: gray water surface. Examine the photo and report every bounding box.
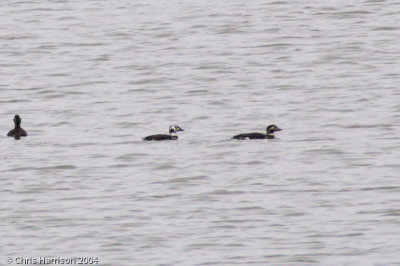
[1,1,400,265]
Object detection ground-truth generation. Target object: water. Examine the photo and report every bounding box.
[1,1,399,265]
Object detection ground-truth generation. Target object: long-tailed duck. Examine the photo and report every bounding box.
[143,125,184,141]
[233,124,281,140]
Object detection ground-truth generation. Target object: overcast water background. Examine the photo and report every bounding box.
[1,0,400,265]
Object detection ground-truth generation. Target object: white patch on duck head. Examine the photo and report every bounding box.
[266,124,281,135]
[169,125,184,134]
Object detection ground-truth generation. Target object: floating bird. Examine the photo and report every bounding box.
[7,115,28,140]
[143,125,184,141]
[233,124,281,140]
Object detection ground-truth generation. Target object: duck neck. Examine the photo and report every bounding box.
[169,128,176,136]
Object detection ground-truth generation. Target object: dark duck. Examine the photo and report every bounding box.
[143,125,184,141]
[233,124,281,140]
[7,115,28,139]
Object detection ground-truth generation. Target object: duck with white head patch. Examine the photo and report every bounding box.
[233,124,281,140]
[143,125,184,141]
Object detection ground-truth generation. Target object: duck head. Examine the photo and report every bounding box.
[266,124,281,137]
[169,125,184,135]
[13,115,22,128]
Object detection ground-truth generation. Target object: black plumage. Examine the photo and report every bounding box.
[233,124,281,140]
[7,115,27,140]
[143,134,178,141]
[143,125,184,141]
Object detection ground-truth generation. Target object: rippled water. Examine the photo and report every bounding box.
[1,1,399,265]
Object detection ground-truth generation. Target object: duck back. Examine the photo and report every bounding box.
[143,134,178,141]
